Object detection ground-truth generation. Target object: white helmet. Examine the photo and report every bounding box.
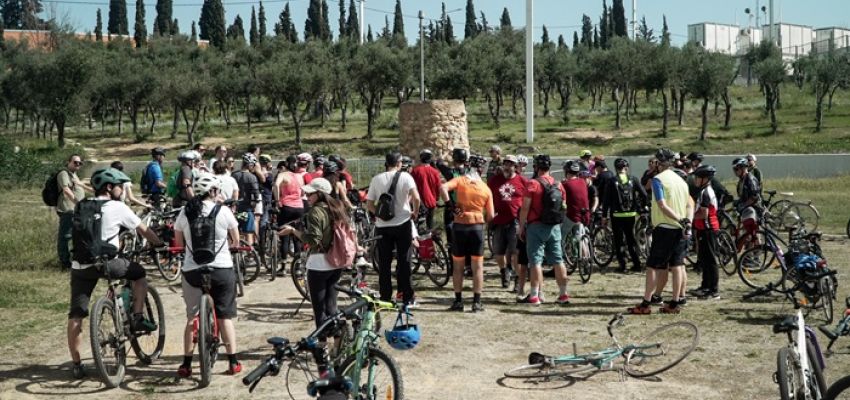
[178,150,198,162]
[192,172,221,196]
[296,152,313,164]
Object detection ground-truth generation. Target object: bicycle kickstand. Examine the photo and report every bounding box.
[291,297,307,318]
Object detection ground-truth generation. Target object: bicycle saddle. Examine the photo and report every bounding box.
[772,316,798,334]
[766,190,777,196]
[267,337,289,347]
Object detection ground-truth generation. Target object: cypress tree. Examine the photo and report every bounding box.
[250,7,259,46]
[108,0,129,35]
[190,20,197,43]
[612,0,627,37]
[557,34,566,50]
[464,0,477,39]
[154,0,172,36]
[661,15,671,47]
[479,11,488,33]
[366,24,373,42]
[258,2,266,40]
[304,0,320,40]
[133,0,146,47]
[171,18,178,34]
[444,15,454,43]
[199,0,225,48]
[599,1,609,48]
[338,0,346,38]
[346,0,359,40]
[499,7,511,30]
[0,19,4,50]
[226,14,245,42]
[392,0,403,40]
[573,31,579,49]
[593,25,599,48]
[380,15,389,38]
[580,14,592,47]
[541,25,549,44]
[95,8,103,41]
[321,0,331,40]
[276,2,296,42]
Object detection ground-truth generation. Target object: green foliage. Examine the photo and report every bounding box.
[134,0,147,47]
[0,137,84,188]
[200,0,226,48]
[94,8,103,41]
[611,0,627,37]
[107,0,129,35]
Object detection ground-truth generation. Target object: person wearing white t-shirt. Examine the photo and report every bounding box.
[173,173,242,377]
[66,168,165,380]
[213,160,239,201]
[366,152,421,304]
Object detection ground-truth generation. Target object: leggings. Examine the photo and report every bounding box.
[611,216,641,268]
[278,206,306,261]
[307,269,342,329]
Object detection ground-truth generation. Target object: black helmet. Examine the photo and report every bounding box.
[469,154,487,169]
[419,149,433,163]
[151,147,166,157]
[401,156,413,168]
[452,148,469,163]
[672,168,688,181]
[563,160,580,173]
[732,158,748,169]
[687,152,704,162]
[323,160,339,174]
[285,154,298,171]
[655,148,677,163]
[614,158,629,170]
[693,165,717,178]
[313,155,326,168]
[533,154,551,169]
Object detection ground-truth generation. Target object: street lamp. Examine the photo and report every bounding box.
[526,0,533,143]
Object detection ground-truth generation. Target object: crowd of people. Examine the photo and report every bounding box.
[53,142,766,380]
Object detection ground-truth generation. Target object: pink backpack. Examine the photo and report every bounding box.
[325,219,357,268]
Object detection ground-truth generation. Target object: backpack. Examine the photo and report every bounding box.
[375,171,402,221]
[72,199,119,264]
[614,176,636,213]
[536,177,564,225]
[165,167,184,198]
[325,219,358,268]
[187,203,224,265]
[41,170,62,207]
[140,162,154,195]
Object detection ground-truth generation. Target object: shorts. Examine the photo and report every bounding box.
[451,224,485,258]
[181,268,238,319]
[526,223,564,267]
[68,258,147,319]
[239,210,256,233]
[646,227,688,269]
[492,221,518,256]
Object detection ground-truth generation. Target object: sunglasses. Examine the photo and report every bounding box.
[72,161,83,166]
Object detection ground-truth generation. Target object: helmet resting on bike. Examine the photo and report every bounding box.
[384,311,420,351]
[91,168,131,191]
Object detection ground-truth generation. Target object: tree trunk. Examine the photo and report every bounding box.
[828,86,838,111]
[769,86,778,134]
[590,87,597,110]
[542,87,550,117]
[614,87,623,129]
[699,97,709,141]
[722,88,732,129]
[631,89,638,115]
[117,103,123,135]
[57,118,66,147]
[171,105,179,139]
[246,96,252,133]
[677,91,686,126]
[661,90,669,137]
[340,101,348,131]
[149,104,157,135]
[290,105,303,147]
[129,104,139,135]
[671,88,678,117]
[714,99,720,116]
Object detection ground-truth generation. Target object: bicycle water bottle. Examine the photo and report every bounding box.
[121,286,132,309]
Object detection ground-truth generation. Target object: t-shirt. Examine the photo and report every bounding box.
[120,182,132,203]
[410,164,442,209]
[561,178,590,225]
[695,185,720,231]
[176,165,194,201]
[737,173,761,207]
[593,170,615,206]
[488,173,526,225]
[174,200,238,271]
[57,169,85,213]
[231,170,260,213]
[305,170,323,184]
[444,175,493,225]
[524,175,566,224]
[145,162,164,194]
[366,170,418,228]
[217,174,239,201]
[340,170,354,191]
[72,198,141,270]
[278,171,305,209]
[651,169,690,229]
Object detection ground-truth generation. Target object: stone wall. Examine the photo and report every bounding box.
[398,100,468,161]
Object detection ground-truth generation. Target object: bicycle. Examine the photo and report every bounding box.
[772,310,828,400]
[588,212,615,270]
[89,253,166,388]
[562,218,593,284]
[244,286,403,400]
[634,210,652,262]
[232,240,262,298]
[410,211,451,288]
[259,213,282,281]
[119,206,183,282]
[762,190,821,234]
[503,313,699,381]
[819,297,850,353]
[736,218,792,290]
[179,262,231,388]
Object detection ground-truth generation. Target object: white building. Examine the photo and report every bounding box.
[813,27,850,54]
[688,23,740,54]
[762,23,814,59]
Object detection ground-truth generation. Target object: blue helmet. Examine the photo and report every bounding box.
[384,309,420,351]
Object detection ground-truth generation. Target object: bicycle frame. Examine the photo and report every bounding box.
[550,315,661,372]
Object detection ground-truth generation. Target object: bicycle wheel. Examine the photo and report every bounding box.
[153,250,183,282]
[118,231,139,262]
[338,347,403,400]
[504,359,596,379]
[820,276,835,324]
[89,297,126,388]
[284,354,320,400]
[291,256,310,301]
[425,239,451,288]
[737,245,785,290]
[769,199,795,231]
[562,236,576,270]
[578,237,593,283]
[624,321,699,378]
[234,255,245,298]
[807,337,828,399]
[241,248,262,284]
[635,219,652,261]
[198,294,218,389]
[796,203,820,233]
[130,286,166,364]
[776,347,803,400]
[591,227,614,268]
[716,230,737,276]
[826,374,850,400]
[268,232,280,281]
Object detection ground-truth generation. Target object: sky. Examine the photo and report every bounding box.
[39,0,850,45]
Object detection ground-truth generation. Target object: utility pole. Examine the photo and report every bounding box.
[359,0,365,44]
[631,0,637,41]
[525,0,533,143]
[769,0,775,46]
[419,10,425,102]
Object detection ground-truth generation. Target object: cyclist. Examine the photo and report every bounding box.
[213,160,239,202]
[193,143,208,170]
[210,145,228,171]
[273,155,306,264]
[486,145,503,180]
[410,150,441,230]
[746,153,762,188]
[487,155,525,289]
[603,158,648,273]
[441,154,494,312]
[231,153,261,246]
[307,155,326,183]
[512,154,531,296]
[578,149,593,171]
[734,157,762,241]
[296,153,313,184]
[436,149,469,258]
[322,160,354,210]
[258,154,275,236]
[67,168,163,379]
[518,154,571,306]
[593,159,615,200]
[581,165,600,214]
[174,173,242,377]
[628,148,693,315]
[110,161,151,209]
[689,165,722,300]
[142,147,168,206]
[401,156,413,173]
[173,151,198,208]
[328,155,354,192]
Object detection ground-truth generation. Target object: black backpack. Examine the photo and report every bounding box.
[614,176,636,213]
[72,199,119,264]
[537,177,565,225]
[187,204,224,265]
[375,172,401,221]
[140,162,154,195]
[41,170,62,207]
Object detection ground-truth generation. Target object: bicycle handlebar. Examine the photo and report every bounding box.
[242,356,275,387]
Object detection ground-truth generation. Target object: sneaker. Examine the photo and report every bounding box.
[395,292,403,302]
[472,301,484,312]
[698,291,721,300]
[678,297,688,306]
[516,294,530,303]
[131,315,157,333]
[500,269,510,288]
[538,293,546,304]
[688,288,708,297]
[527,296,542,306]
[627,303,652,315]
[556,294,571,304]
[177,364,192,378]
[227,362,243,375]
[660,304,681,314]
[649,294,663,305]
[448,300,464,311]
[71,363,86,379]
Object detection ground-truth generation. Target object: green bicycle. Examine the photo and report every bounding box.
[504,313,699,380]
[562,221,594,284]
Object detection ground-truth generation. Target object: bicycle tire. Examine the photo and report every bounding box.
[769,199,795,231]
[562,236,576,270]
[777,347,803,400]
[684,236,698,268]
[284,354,320,400]
[737,245,786,290]
[425,238,451,288]
[821,277,835,324]
[808,337,828,399]
[591,227,614,268]
[503,360,596,379]
[578,237,593,283]
[338,347,403,400]
[90,297,126,388]
[716,230,737,276]
[268,232,279,281]
[826,374,850,400]
[846,217,850,240]
[291,256,310,301]
[635,218,652,261]
[154,250,183,282]
[624,321,699,378]
[130,286,166,364]
[241,248,262,284]
[198,294,217,389]
[796,203,820,233]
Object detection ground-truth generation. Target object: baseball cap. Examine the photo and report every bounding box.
[503,155,518,164]
[302,178,332,195]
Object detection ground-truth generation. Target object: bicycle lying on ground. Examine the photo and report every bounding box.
[503,313,699,381]
[819,297,850,354]
[773,310,828,400]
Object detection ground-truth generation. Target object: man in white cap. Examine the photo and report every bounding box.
[486,145,503,180]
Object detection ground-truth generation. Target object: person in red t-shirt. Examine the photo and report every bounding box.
[518,154,571,306]
[487,155,526,289]
[689,165,722,299]
[305,156,325,183]
[410,150,443,229]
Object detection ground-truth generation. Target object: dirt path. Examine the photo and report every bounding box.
[3,241,850,399]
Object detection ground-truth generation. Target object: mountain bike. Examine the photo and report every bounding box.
[259,213,282,281]
[562,220,593,284]
[819,297,850,353]
[186,265,228,389]
[589,212,614,270]
[504,313,698,381]
[763,190,821,234]
[634,211,652,262]
[410,213,451,288]
[89,254,166,388]
[150,208,184,282]
[773,310,828,400]
[244,286,403,400]
[232,241,262,298]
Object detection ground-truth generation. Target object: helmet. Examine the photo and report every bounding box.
[693,165,717,178]
[655,148,677,163]
[259,154,272,164]
[313,155,326,168]
[746,153,757,162]
[383,309,420,351]
[672,168,688,180]
[516,154,529,165]
[296,153,313,164]
[323,160,339,174]
[489,145,502,153]
[614,158,629,170]
[451,148,469,163]
[328,154,341,164]
[563,160,580,173]
[192,172,221,196]
[469,154,487,169]
[687,152,704,162]
[732,158,748,169]
[419,149,433,163]
[151,147,166,157]
[579,149,592,158]
[90,168,131,191]
[578,164,592,178]
[243,153,258,165]
[178,150,198,162]
[401,156,413,169]
[533,154,551,169]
